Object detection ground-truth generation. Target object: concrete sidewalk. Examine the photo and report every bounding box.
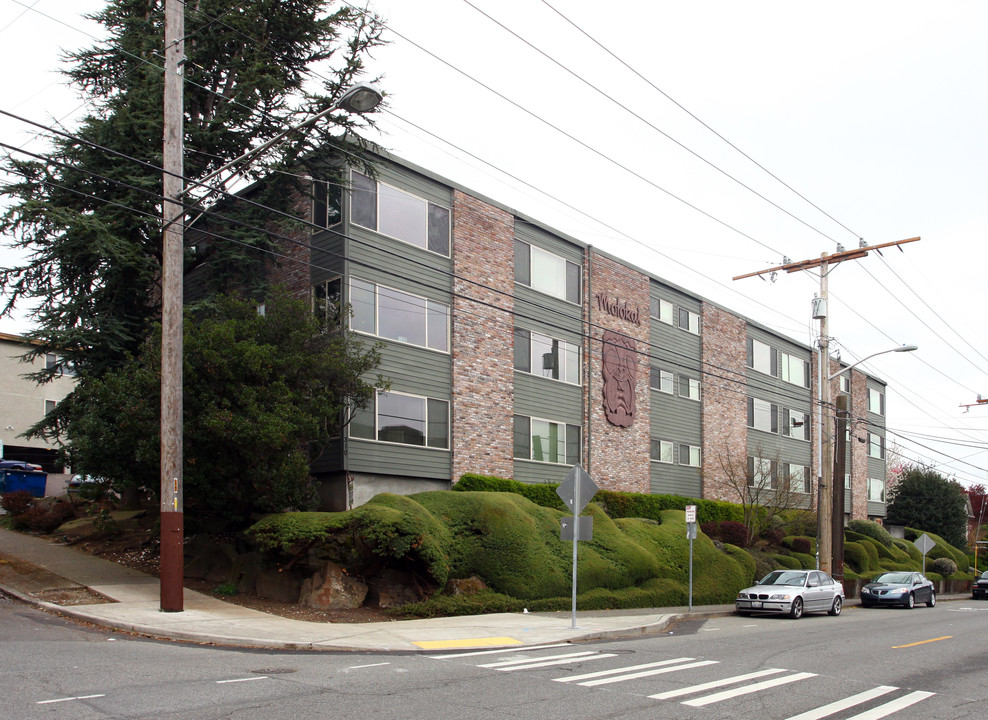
[0,527,723,651]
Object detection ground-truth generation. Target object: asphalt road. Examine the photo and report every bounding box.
[2,594,985,719]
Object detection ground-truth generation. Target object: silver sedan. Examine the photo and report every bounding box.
[736,569,844,619]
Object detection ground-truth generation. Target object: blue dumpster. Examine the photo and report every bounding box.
[0,460,48,497]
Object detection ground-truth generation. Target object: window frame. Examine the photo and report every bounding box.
[348,390,450,450]
[349,277,450,353]
[747,397,779,433]
[679,443,701,467]
[868,387,886,415]
[679,375,701,401]
[513,327,581,385]
[514,239,581,304]
[349,170,450,256]
[649,367,674,394]
[868,477,886,502]
[677,308,700,335]
[513,414,581,466]
[868,432,886,459]
[650,439,674,464]
[649,297,674,325]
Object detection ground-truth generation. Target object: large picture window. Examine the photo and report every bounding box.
[350,171,450,256]
[868,477,886,502]
[514,240,581,303]
[868,388,885,415]
[748,456,778,489]
[748,397,778,433]
[513,328,580,384]
[746,338,810,388]
[350,391,449,449]
[513,415,580,465]
[350,278,449,352]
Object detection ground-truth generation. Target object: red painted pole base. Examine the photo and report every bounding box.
[160,510,184,612]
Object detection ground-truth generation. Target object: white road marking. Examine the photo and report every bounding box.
[348,662,391,669]
[842,691,936,720]
[683,672,817,707]
[555,657,701,683]
[650,668,788,700]
[482,651,616,672]
[578,660,719,687]
[37,694,106,704]
[216,677,268,684]
[784,685,898,720]
[427,643,569,659]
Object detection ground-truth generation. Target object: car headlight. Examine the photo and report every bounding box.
[769,593,791,601]
[891,588,907,594]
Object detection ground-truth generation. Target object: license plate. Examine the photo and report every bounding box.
[751,601,762,608]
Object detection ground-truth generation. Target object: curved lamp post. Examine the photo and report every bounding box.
[817,344,917,574]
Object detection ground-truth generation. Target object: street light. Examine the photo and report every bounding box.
[161,3,383,613]
[817,344,917,575]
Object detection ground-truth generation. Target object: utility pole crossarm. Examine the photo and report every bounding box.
[732,237,920,281]
[961,395,988,411]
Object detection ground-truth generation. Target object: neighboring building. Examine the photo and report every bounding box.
[0,332,75,473]
[201,149,891,521]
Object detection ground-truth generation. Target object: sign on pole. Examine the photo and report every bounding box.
[914,533,936,573]
[557,464,599,629]
[685,505,697,611]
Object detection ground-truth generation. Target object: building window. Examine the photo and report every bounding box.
[868,477,886,502]
[840,375,851,394]
[868,388,885,415]
[678,308,700,334]
[649,367,674,394]
[679,376,701,401]
[312,178,342,228]
[45,353,57,370]
[747,397,778,433]
[868,433,886,459]
[786,464,811,494]
[44,399,57,415]
[350,171,450,256]
[680,444,701,467]
[312,277,342,327]
[350,278,449,352]
[748,456,778,489]
[650,439,674,464]
[746,338,809,388]
[782,408,811,441]
[350,391,449,449]
[513,328,580,384]
[514,240,581,304]
[649,297,673,324]
[513,415,580,465]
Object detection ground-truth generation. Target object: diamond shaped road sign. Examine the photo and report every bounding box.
[914,533,936,555]
[556,464,599,515]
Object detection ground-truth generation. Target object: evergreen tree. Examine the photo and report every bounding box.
[0,0,384,436]
[64,287,386,522]
[886,467,969,550]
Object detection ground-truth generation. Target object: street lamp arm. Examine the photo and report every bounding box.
[827,345,917,381]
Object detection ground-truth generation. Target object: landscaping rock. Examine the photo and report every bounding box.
[372,569,425,608]
[444,576,488,596]
[299,561,367,610]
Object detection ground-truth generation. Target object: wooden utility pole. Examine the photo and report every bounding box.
[832,394,849,581]
[734,237,919,575]
[160,0,185,612]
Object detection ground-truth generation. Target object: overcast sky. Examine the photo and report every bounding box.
[2,1,987,489]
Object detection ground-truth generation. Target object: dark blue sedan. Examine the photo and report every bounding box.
[860,572,936,609]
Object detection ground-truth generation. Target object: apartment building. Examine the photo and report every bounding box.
[256,149,889,519]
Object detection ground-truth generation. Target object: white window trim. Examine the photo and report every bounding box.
[350,278,450,353]
[650,439,674,464]
[349,390,450,451]
[680,444,701,467]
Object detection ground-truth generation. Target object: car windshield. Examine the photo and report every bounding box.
[875,573,911,584]
[981,571,988,579]
[759,571,807,587]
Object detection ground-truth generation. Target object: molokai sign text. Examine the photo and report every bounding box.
[595,294,642,326]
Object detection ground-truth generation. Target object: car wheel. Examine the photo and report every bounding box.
[828,596,842,616]
[927,591,936,608]
[905,593,915,609]
[789,597,803,619]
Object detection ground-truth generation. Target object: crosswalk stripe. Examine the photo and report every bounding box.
[842,690,936,720]
[784,686,898,720]
[477,651,598,668]
[578,660,719,687]
[683,671,817,707]
[480,651,618,672]
[555,657,699,683]
[649,668,788,700]
[427,643,570,659]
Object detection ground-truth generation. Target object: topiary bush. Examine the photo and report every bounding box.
[847,519,895,547]
[843,542,869,573]
[930,557,957,577]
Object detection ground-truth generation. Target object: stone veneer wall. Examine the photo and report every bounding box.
[700,305,748,502]
[849,370,870,520]
[586,252,650,493]
[450,190,515,481]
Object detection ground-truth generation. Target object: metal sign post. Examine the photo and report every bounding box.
[556,465,599,629]
[914,533,936,574]
[685,505,697,611]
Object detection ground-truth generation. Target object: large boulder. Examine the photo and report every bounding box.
[299,561,367,610]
